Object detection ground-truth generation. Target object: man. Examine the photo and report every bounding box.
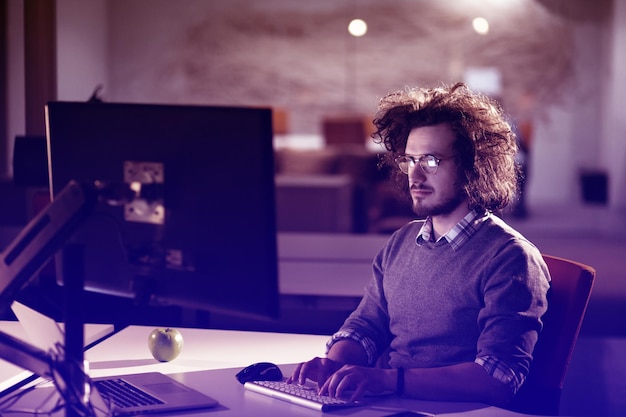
[289,83,550,407]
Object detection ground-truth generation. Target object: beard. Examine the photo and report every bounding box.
[411,184,467,218]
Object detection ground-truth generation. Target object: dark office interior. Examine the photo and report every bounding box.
[1,1,625,416]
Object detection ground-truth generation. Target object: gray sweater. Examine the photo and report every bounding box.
[338,214,550,379]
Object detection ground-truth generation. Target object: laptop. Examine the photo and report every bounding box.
[91,372,218,416]
[2,304,218,414]
[6,307,217,415]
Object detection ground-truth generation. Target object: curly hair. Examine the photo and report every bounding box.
[372,82,520,212]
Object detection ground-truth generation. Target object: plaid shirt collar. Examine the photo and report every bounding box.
[416,209,489,251]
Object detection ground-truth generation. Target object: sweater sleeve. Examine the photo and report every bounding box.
[476,239,550,384]
[330,245,395,366]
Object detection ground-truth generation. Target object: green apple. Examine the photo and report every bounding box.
[148,328,184,362]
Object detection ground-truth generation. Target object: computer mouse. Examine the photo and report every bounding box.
[235,362,283,384]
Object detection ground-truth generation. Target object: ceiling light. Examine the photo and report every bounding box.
[472,17,489,35]
[348,19,368,37]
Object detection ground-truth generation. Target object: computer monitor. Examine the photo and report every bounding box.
[45,101,279,320]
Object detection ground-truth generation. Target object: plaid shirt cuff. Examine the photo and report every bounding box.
[475,355,525,395]
[326,330,378,366]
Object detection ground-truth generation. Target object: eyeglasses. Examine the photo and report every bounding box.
[394,154,454,175]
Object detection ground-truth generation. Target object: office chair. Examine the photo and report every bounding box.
[508,254,596,415]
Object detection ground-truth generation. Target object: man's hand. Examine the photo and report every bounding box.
[289,338,369,388]
[320,364,394,401]
[289,359,395,401]
[288,357,343,387]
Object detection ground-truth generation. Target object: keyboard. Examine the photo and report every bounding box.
[244,380,363,412]
[94,378,164,409]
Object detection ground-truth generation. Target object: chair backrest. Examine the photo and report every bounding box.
[509,254,595,415]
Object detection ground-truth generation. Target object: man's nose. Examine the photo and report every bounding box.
[408,165,427,181]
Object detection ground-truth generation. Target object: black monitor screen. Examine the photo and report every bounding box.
[45,102,279,320]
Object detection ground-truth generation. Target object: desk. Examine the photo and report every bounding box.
[3,326,556,416]
[85,325,329,378]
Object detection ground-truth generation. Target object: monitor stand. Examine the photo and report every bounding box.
[62,243,90,417]
[0,181,112,416]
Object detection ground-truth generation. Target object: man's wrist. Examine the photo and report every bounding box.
[326,338,369,366]
[326,332,377,366]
